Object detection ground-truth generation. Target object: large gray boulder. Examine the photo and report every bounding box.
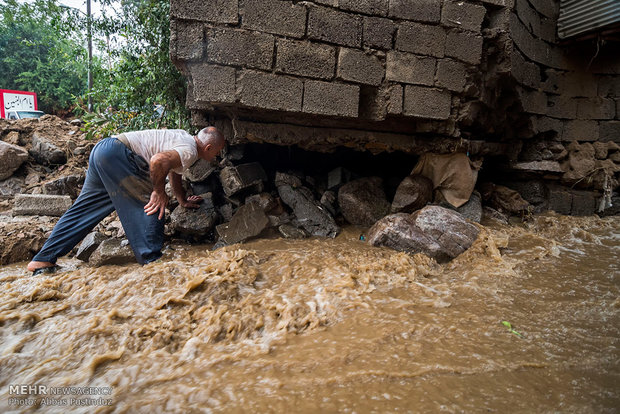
[390,174,433,214]
[13,194,72,217]
[367,205,480,262]
[170,193,218,237]
[220,162,267,197]
[277,173,339,238]
[89,238,135,266]
[456,191,482,223]
[338,177,390,227]
[29,133,67,165]
[216,202,270,245]
[183,159,217,182]
[42,174,85,199]
[75,231,107,261]
[0,141,29,180]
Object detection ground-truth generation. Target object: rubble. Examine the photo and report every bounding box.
[13,194,73,217]
[338,177,390,226]
[0,141,29,180]
[215,202,269,245]
[89,238,136,266]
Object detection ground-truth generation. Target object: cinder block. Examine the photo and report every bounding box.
[599,76,620,98]
[363,16,395,49]
[387,84,403,115]
[276,39,336,80]
[190,63,236,103]
[403,86,451,120]
[445,31,483,65]
[547,96,578,119]
[388,0,441,23]
[13,194,72,217]
[170,21,205,62]
[516,87,547,115]
[576,98,616,120]
[340,0,388,16]
[599,121,620,143]
[571,190,597,216]
[548,186,572,215]
[170,0,238,23]
[337,48,385,86]
[511,51,541,89]
[303,81,360,117]
[238,71,303,112]
[562,120,599,142]
[207,28,274,70]
[531,115,563,137]
[395,22,446,58]
[435,58,467,92]
[242,0,306,38]
[386,51,435,85]
[441,0,486,32]
[308,6,362,48]
[541,68,562,94]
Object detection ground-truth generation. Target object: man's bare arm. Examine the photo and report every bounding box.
[144,150,183,219]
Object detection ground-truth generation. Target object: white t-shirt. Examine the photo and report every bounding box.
[121,129,198,174]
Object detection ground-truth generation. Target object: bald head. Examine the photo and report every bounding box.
[195,126,226,162]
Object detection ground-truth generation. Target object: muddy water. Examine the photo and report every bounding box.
[0,215,618,413]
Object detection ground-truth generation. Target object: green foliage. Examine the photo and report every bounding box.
[0,0,88,113]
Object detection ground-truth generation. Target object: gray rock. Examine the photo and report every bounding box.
[482,206,509,224]
[218,203,234,222]
[390,174,433,214]
[0,141,29,180]
[367,205,480,263]
[275,171,302,187]
[278,224,308,239]
[183,159,217,182]
[13,194,72,217]
[328,167,351,190]
[89,238,135,266]
[42,174,85,199]
[480,183,530,214]
[505,180,549,213]
[70,119,83,126]
[245,192,277,212]
[220,162,267,196]
[456,191,482,223]
[0,176,25,196]
[216,202,269,244]
[338,177,390,227]
[320,190,338,216]
[75,232,107,261]
[170,193,218,236]
[223,144,245,161]
[29,133,67,166]
[268,213,292,227]
[278,184,339,238]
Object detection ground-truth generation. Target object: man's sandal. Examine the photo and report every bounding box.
[32,266,59,276]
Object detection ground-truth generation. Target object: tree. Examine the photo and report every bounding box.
[0,0,88,113]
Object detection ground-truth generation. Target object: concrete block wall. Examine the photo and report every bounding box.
[170,0,493,129]
[170,0,620,153]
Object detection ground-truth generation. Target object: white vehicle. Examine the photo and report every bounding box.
[5,110,45,120]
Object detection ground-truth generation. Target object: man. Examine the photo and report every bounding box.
[27,127,226,274]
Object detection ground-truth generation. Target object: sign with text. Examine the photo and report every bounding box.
[0,89,38,118]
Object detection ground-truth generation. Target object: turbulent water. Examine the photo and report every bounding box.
[1,214,618,413]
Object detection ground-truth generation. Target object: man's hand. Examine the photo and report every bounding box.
[180,195,203,209]
[144,190,169,220]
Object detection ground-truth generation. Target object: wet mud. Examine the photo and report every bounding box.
[0,215,618,412]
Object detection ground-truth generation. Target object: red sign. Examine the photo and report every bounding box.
[0,89,38,118]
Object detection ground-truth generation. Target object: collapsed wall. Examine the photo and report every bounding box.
[169,0,620,215]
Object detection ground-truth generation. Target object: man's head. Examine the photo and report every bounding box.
[195,126,226,162]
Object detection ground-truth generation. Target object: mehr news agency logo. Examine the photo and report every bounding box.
[8,384,113,407]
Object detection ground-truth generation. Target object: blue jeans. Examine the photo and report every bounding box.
[33,137,164,265]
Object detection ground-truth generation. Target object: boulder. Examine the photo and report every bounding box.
[29,133,67,166]
[219,162,267,197]
[278,183,339,238]
[390,174,433,214]
[479,183,530,214]
[456,191,482,223]
[13,194,73,217]
[0,176,25,196]
[89,238,135,266]
[245,192,277,212]
[42,174,85,199]
[275,171,302,187]
[183,159,217,182]
[320,190,338,216]
[327,167,351,190]
[278,224,308,239]
[367,206,480,262]
[338,177,390,227]
[216,202,269,244]
[0,141,29,180]
[170,193,218,237]
[75,232,107,261]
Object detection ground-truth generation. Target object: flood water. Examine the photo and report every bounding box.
[1,214,618,413]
